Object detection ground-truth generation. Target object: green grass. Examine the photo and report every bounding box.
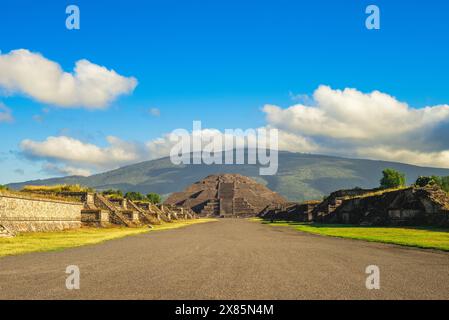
[21,184,93,193]
[252,218,449,251]
[0,218,215,258]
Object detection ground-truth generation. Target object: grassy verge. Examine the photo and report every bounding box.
[0,218,215,258]
[252,218,449,251]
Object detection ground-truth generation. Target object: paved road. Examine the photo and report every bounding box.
[1,219,448,299]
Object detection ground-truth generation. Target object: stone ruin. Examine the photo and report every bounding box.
[76,192,195,227]
[259,201,321,222]
[0,189,195,236]
[164,174,287,217]
[260,185,449,227]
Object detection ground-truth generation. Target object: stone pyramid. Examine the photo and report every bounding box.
[164,174,287,217]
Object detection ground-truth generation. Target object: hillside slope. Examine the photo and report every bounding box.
[8,151,449,201]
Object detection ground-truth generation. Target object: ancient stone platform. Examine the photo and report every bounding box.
[164,174,287,217]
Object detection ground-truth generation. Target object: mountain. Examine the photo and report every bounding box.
[8,151,449,202]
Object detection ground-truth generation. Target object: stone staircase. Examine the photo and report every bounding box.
[200,200,220,216]
[219,182,234,198]
[219,182,234,216]
[233,197,256,216]
[0,224,14,238]
[94,194,135,227]
[156,205,174,222]
[126,200,155,226]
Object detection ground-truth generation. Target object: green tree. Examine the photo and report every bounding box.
[440,176,449,192]
[146,193,161,204]
[380,168,406,189]
[417,175,449,192]
[415,176,437,187]
[102,189,123,197]
[124,191,146,201]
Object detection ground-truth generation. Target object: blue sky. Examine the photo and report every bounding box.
[1,0,449,183]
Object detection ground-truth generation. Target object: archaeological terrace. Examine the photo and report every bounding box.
[0,189,194,237]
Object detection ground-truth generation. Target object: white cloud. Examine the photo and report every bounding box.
[263,85,449,168]
[20,126,303,176]
[356,147,449,169]
[20,135,144,168]
[264,85,449,141]
[0,49,137,108]
[18,85,449,175]
[0,102,13,123]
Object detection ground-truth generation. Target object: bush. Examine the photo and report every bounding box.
[22,184,94,193]
[0,185,9,191]
[124,191,146,201]
[416,175,449,192]
[439,176,449,192]
[146,193,161,204]
[415,176,437,188]
[102,189,123,197]
[380,169,406,189]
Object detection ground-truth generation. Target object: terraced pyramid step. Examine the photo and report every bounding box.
[165,174,286,217]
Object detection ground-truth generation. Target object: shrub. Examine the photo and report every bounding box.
[439,176,449,192]
[415,176,437,188]
[146,193,161,204]
[22,184,94,193]
[380,169,406,189]
[102,189,123,197]
[0,185,9,191]
[416,175,449,192]
[124,191,146,201]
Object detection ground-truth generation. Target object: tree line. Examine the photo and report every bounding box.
[102,189,162,204]
[380,168,449,192]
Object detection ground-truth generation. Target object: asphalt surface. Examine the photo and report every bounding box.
[0,219,448,300]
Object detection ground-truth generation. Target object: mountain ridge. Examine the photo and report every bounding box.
[8,151,449,202]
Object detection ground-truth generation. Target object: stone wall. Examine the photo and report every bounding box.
[0,193,83,232]
[261,186,449,227]
[321,186,449,226]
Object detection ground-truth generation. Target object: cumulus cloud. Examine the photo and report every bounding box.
[0,49,137,108]
[18,86,449,175]
[265,86,449,141]
[0,102,13,123]
[20,135,144,168]
[263,85,449,168]
[356,147,449,169]
[19,125,298,176]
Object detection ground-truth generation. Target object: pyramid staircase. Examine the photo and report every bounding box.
[233,197,256,216]
[218,182,234,216]
[200,200,220,216]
